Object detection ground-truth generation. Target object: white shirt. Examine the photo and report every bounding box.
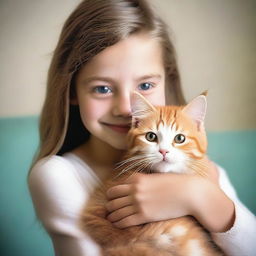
[29,153,256,256]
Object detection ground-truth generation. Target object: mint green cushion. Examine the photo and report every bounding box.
[0,117,53,256]
[0,117,255,256]
[207,130,256,211]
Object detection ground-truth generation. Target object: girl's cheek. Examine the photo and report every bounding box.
[146,87,165,106]
[82,100,109,119]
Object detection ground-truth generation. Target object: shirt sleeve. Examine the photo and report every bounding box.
[28,156,101,256]
[211,165,256,256]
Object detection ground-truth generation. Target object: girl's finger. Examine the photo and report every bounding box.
[105,196,133,212]
[112,213,145,229]
[107,205,137,222]
[106,184,131,200]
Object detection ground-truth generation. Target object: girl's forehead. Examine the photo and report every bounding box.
[77,33,165,81]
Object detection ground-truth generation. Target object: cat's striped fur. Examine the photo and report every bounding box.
[80,92,225,256]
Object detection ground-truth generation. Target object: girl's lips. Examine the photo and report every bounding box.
[102,123,131,133]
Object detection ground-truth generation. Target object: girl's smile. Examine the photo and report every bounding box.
[101,122,131,134]
[73,32,166,150]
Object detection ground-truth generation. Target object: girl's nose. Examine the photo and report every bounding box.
[112,92,132,117]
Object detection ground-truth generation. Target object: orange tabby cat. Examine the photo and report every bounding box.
[80,92,225,256]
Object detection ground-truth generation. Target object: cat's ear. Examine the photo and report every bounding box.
[130,92,156,127]
[182,94,207,130]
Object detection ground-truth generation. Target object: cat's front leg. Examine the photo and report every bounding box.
[80,188,130,248]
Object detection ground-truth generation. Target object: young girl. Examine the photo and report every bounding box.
[29,0,256,255]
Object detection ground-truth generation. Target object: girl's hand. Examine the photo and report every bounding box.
[106,166,235,232]
[106,172,198,228]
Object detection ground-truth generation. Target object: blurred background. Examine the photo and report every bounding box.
[0,1,255,256]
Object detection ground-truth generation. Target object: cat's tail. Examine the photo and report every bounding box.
[103,242,174,256]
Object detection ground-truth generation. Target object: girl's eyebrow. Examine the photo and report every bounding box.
[81,76,115,84]
[81,74,162,84]
[136,74,162,82]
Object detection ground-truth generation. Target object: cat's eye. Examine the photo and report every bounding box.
[145,132,157,142]
[174,134,186,144]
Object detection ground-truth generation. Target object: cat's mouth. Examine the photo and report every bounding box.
[160,158,169,163]
[158,156,173,164]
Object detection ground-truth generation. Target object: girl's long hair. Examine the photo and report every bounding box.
[31,0,185,168]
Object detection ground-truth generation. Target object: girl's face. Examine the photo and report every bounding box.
[74,33,166,150]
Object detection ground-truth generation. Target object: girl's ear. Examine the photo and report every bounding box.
[130,92,156,128]
[182,94,207,130]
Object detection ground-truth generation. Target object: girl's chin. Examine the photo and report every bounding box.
[102,137,128,151]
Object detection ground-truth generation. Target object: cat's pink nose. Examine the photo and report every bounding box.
[159,149,169,157]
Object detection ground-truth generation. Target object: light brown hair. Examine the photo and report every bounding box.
[32,0,185,167]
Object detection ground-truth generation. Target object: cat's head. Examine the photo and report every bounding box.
[125,92,207,174]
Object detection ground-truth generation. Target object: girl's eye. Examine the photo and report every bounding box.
[138,82,153,91]
[145,132,157,142]
[93,86,112,94]
[174,134,186,144]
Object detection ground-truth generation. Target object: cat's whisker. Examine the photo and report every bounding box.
[126,160,155,178]
[116,154,154,168]
[147,162,156,173]
[128,159,150,171]
[114,152,165,179]
[115,155,148,169]
[115,157,152,177]
[134,157,158,172]
[114,159,149,178]
[133,159,156,174]
[134,162,149,173]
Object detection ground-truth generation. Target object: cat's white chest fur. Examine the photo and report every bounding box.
[153,160,187,173]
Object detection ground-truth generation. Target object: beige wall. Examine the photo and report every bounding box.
[0,0,255,131]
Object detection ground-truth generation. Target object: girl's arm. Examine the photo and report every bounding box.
[29,156,101,256]
[106,163,256,256]
[211,166,256,256]
[106,171,234,232]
